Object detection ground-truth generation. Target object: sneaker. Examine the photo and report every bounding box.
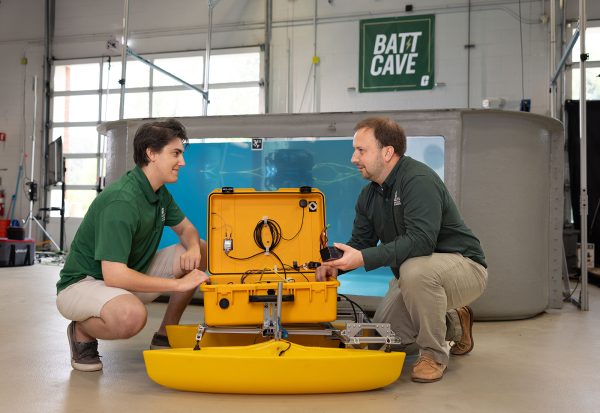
[450,306,474,356]
[411,354,447,383]
[67,321,102,372]
[149,332,171,350]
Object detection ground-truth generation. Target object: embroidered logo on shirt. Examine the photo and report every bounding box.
[161,207,166,223]
[393,191,402,206]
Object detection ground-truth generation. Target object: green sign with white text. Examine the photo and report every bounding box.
[359,15,435,92]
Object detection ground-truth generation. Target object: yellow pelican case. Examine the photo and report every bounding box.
[201,187,339,326]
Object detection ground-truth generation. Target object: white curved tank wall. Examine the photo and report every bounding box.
[99,109,564,320]
[459,112,563,320]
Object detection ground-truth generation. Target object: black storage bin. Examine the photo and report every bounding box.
[0,239,35,267]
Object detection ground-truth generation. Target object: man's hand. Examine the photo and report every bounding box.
[176,269,209,292]
[322,243,364,272]
[179,245,201,271]
[315,265,339,281]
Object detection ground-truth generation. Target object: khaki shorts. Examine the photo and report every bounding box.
[56,244,179,322]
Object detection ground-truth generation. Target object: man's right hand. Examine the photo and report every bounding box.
[176,269,209,292]
[315,265,338,282]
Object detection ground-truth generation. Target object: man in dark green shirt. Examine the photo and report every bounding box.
[317,117,488,383]
[56,119,209,372]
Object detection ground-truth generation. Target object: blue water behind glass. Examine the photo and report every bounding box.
[161,136,444,297]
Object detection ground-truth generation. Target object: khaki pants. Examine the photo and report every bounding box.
[373,252,487,365]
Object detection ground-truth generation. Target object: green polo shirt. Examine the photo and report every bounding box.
[57,166,185,293]
[348,156,486,278]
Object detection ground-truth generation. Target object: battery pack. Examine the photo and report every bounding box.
[320,246,344,262]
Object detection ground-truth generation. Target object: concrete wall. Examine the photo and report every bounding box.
[0,0,597,247]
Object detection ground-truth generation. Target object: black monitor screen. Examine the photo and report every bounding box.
[47,137,64,185]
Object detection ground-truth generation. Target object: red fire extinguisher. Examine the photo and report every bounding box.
[0,131,6,217]
[0,179,5,218]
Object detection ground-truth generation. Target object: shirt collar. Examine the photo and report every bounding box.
[371,155,407,198]
[131,165,160,204]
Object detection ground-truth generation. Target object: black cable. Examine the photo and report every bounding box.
[338,294,371,323]
[283,264,310,282]
[589,198,600,236]
[241,268,286,284]
[339,294,358,322]
[563,276,581,301]
[281,207,305,241]
[278,340,292,356]
[225,250,264,261]
[211,212,233,238]
[270,250,287,279]
[241,269,262,284]
[226,217,307,281]
[253,218,283,252]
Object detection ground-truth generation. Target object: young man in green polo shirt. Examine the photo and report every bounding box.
[316,117,488,383]
[56,119,209,372]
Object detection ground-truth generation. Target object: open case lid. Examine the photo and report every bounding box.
[207,187,326,281]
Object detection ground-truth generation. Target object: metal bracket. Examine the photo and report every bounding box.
[193,324,207,350]
[261,302,278,338]
[339,322,401,351]
[193,287,402,351]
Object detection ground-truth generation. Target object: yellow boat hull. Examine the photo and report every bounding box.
[166,324,344,349]
[144,340,405,394]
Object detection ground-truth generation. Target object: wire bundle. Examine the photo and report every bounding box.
[225,212,308,281]
[253,218,283,252]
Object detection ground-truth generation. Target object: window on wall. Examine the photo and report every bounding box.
[570,25,600,100]
[50,48,262,217]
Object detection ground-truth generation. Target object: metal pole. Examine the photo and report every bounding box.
[312,0,318,112]
[60,172,65,251]
[106,41,209,100]
[557,4,567,122]
[265,0,272,114]
[119,0,130,120]
[28,76,38,240]
[551,29,579,86]
[578,0,589,310]
[466,0,472,108]
[559,0,566,123]
[550,0,556,118]
[286,36,292,113]
[42,0,54,229]
[25,74,60,250]
[275,282,283,340]
[202,0,215,116]
[126,48,208,99]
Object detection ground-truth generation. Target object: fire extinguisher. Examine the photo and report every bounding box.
[0,178,5,218]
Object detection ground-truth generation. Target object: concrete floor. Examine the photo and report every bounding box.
[1,262,599,413]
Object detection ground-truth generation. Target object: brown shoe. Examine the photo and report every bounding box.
[411,355,447,383]
[450,306,474,356]
[67,321,103,372]
[150,332,171,350]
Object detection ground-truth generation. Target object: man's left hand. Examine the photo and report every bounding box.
[180,245,202,271]
[322,243,364,272]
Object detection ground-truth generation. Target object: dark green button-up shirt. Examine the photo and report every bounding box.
[348,156,487,278]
